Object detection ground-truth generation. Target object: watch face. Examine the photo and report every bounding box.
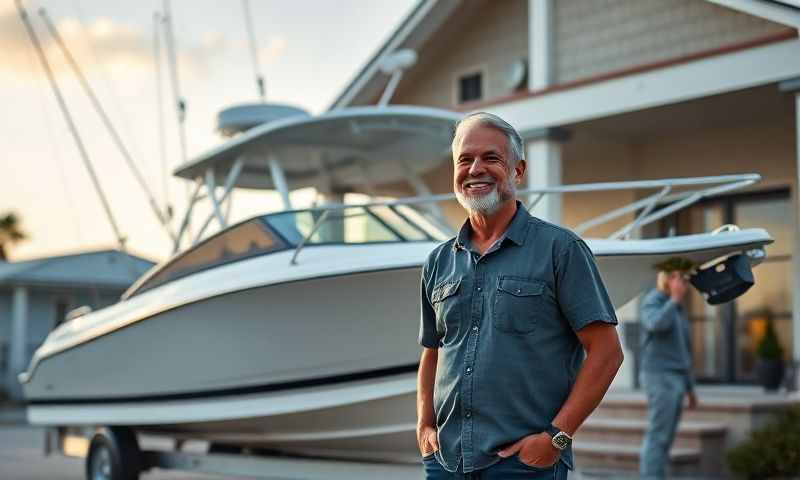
[552,432,571,450]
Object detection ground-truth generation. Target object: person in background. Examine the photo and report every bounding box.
[639,259,699,480]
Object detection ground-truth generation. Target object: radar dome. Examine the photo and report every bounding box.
[217,103,310,137]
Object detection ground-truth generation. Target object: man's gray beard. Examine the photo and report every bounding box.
[456,183,515,216]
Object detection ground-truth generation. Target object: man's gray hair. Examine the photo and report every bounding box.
[451,112,525,167]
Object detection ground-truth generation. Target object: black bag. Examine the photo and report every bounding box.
[690,254,754,305]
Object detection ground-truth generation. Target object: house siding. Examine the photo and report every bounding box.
[391,0,528,109]
[554,0,789,85]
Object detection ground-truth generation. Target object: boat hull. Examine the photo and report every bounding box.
[23,230,772,463]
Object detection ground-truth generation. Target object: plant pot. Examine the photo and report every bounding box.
[756,358,785,392]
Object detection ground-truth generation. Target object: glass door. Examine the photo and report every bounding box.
[667,190,792,383]
[732,198,793,381]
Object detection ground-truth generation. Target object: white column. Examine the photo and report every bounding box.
[525,138,562,224]
[526,0,561,225]
[529,0,554,91]
[793,92,800,373]
[7,286,28,400]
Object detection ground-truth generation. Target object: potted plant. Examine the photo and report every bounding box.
[755,315,785,392]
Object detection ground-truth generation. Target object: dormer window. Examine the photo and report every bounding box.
[457,71,483,104]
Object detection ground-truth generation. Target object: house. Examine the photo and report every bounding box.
[330,0,800,473]
[0,249,153,400]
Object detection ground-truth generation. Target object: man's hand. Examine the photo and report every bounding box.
[417,424,439,456]
[497,432,559,468]
[686,391,698,410]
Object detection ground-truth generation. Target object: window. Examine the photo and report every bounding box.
[132,218,284,296]
[266,205,451,246]
[458,72,483,104]
[267,208,400,245]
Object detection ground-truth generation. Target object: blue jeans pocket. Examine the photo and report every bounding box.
[422,453,450,480]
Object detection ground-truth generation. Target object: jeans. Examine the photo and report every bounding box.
[640,370,687,480]
[422,454,567,479]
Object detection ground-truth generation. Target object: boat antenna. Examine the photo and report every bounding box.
[14,0,127,251]
[242,0,265,101]
[377,49,417,106]
[153,11,172,221]
[161,0,188,165]
[38,8,176,242]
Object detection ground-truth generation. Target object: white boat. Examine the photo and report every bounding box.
[19,105,772,465]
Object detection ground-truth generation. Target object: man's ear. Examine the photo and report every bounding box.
[515,159,526,185]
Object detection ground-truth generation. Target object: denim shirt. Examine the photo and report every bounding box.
[639,288,695,391]
[419,202,618,473]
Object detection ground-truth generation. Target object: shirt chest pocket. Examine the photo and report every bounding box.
[493,277,548,335]
[431,279,462,334]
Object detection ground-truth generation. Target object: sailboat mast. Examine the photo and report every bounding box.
[14,0,127,250]
[242,0,265,101]
[38,8,175,241]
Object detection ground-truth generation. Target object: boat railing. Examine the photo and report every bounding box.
[287,173,761,265]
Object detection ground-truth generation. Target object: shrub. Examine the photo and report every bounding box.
[727,407,800,479]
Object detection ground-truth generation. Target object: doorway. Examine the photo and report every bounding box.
[659,189,793,384]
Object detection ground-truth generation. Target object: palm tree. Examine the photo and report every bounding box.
[0,212,27,261]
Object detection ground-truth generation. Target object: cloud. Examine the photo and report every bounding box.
[0,7,229,79]
[258,36,288,66]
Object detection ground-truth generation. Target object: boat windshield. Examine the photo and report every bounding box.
[265,204,450,245]
[127,204,448,298]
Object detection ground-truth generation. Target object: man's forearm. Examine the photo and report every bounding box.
[417,347,438,427]
[552,325,623,435]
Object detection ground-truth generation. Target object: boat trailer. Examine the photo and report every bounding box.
[46,426,423,480]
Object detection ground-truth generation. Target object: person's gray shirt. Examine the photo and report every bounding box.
[419,202,617,473]
[639,288,695,391]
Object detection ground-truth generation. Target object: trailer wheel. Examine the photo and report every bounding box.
[85,427,141,480]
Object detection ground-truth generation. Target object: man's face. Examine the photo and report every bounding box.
[452,122,525,215]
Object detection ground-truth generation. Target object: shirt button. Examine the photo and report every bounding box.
[472,325,479,332]
[477,287,482,292]
[466,366,472,374]
[465,411,472,418]
[516,288,521,294]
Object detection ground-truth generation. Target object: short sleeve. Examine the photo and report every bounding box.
[555,239,618,331]
[418,256,440,348]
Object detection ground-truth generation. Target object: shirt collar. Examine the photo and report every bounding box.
[453,200,530,251]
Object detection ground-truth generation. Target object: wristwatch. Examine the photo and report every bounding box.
[545,423,573,451]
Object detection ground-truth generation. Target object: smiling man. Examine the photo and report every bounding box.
[417,112,624,479]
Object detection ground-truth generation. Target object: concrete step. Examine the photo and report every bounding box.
[573,440,700,475]
[577,417,726,450]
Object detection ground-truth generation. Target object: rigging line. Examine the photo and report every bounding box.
[21,15,84,245]
[14,0,126,251]
[153,11,171,219]
[162,0,192,239]
[71,0,143,170]
[38,8,175,241]
[161,0,188,165]
[242,0,265,101]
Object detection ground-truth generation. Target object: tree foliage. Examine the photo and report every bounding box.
[0,212,27,260]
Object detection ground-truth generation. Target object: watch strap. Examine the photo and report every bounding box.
[544,423,560,438]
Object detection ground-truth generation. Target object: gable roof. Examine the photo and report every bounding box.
[0,250,154,290]
[329,0,800,110]
[329,0,461,109]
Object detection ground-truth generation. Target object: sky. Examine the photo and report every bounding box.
[1,0,416,262]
